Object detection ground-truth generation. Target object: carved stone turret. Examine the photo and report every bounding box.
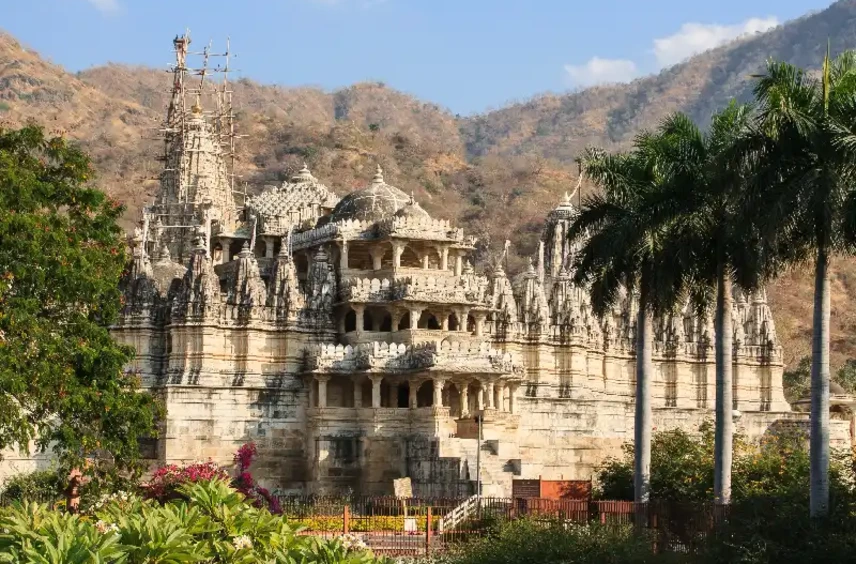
[303,245,335,328]
[172,232,220,321]
[514,259,550,331]
[267,238,304,322]
[489,264,518,331]
[227,242,266,319]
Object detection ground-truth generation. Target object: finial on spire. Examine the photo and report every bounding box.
[373,164,384,184]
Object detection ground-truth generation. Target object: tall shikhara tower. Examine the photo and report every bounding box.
[144,32,240,263]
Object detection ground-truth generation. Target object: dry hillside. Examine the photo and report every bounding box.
[3,0,856,368]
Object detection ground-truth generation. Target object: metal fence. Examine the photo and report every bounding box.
[275,496,732,556]
[0,491,730,557]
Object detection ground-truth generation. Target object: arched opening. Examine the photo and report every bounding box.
[399,245,422,268]
[363,310,374,331]
[397,383,409,408]
[418,310,441,330]
[467,382,481,414]
[416,381,434,407]
[327,378,355,408]
[467,315,476,333]
[379,312,392,332]
[228,240,244,261]
[254,238,266,258]
[448,313,460,331]
[294,253,309,277]
[213,244,223,264]
[344,309,357,332]
[447,382,463,416]
[398,312,411,331]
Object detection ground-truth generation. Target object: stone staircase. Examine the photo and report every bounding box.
[439,437,521,497]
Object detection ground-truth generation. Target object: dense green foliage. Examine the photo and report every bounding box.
[443,519,674,564]
[784,355,856,402]
[595,425,854,505]
[0,125,160,474]
[0,470,63,505]
[0,479,379,564]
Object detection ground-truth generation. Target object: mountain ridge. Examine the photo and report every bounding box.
[3,1,856,368]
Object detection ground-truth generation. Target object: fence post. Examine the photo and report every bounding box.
[343,505,350,534]
[426,506,433,555]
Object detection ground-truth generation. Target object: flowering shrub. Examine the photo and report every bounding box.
[233,442,282,514]
[143,460,230,502]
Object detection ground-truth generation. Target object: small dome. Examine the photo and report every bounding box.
[327,166,411,223]
[549,191,579,219]
[394,199,431,220]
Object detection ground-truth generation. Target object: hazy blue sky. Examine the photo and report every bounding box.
[4,0,834,114]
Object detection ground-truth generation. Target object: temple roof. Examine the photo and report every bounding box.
[394,200,431,220]
[246,164,339,220]
[326,166,412,224]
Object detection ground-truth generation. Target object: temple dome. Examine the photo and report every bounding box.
[394,199,431,220]
[548,191,579,220]
[327,166,411,223]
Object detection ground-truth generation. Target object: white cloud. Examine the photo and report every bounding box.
[652,17,779,68]
[564,57,639,88]
[86,0,119,13]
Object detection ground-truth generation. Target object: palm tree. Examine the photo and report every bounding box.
[649,105,770,505]
[569,134,691,509]
[746,49,856,517]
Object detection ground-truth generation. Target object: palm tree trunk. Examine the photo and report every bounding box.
[634,286,653,512]
[810,243,831,518]
[713,262,733,505]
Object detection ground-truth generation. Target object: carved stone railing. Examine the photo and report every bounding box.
[305,340,525,376]
[376,215,464,241]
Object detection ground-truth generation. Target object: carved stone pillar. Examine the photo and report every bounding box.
[460,309,470,332]
[410,307,422,330]
[219,237,232,264]
[438,246,449,271]
[421,252,430,270]
[441,313,449,331]
[316,376,330,408]
[370,376,383,408]
[391,310,402,332]
[391,242,405,270]
[454,253,463,276]
[388,382,398,408]
[369,245,385,271]
[485,382,495,409]
[353,377,363,408]
[495,382,506,412]
[354,305,366,333]
[339,241,349,270]
[459,383,470,417]
[477,385,485,411]
[475,315,485,337]
[509,384,519,414]
[409,380,419,408]
[264,236,275,259]
[433,378,444,407]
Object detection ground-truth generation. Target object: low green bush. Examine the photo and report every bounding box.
[445,519,683,564]
[0,470,64,505]
[0,478,381,563]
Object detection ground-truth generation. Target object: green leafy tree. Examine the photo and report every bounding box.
[595,425,853,505]
[783,356,813,404]
[746,50,856,516]
[647,104,779,505]
[571,136,691,507]
[0,124,160,476]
